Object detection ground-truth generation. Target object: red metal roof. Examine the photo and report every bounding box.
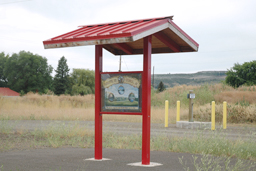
[43,16,199,55]
[0,88,20,96]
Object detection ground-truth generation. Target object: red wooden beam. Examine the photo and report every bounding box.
[114,43,133,54]
[100,112,142,115]
[142,35,152,165]
[95,45,103,160]
[154,32,180,52]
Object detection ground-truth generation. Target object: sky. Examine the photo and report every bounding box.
[1,0,256,74]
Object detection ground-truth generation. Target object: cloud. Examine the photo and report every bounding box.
[0,0,256,74]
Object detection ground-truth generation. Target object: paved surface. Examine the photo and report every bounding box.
[0,148,196,171]
[1,120,256,170]
[1,147,255,171]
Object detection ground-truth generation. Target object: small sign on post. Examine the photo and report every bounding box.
[189,94,195,99]
[187,90,195,122]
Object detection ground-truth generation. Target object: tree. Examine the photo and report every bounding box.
[70,69,95,95]
[0,52,9,87]
[53,56,70,95]
[225,61,256,88]
[4,51,53,93]
[157,81,166,92]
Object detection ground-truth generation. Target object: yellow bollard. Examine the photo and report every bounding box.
[165,100,169,127]
[211,101,215,130]
[223,101,227,129]
[176,101,180,122]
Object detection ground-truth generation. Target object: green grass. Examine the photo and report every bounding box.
[1,121,256,162]
[179,153,256,171]
[1,121,256,170]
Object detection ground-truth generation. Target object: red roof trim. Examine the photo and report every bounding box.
[169,20,199,47]
[43,33,132,45]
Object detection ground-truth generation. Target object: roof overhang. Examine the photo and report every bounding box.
[43,16,199,55]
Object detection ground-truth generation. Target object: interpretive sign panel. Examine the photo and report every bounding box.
[101,72,142,112]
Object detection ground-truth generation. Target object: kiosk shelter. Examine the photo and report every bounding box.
[43,16,199,165]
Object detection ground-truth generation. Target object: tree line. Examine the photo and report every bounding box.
[225,60,256,88]
[0,51,95,95]
[1,51,255,95]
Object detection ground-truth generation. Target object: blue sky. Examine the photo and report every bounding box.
[1,0,256,74]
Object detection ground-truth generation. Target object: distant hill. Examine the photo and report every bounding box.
[152,71,227,88]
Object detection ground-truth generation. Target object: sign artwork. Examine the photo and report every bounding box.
[101,72,142,112]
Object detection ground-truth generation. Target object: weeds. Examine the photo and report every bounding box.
[0,120,13,134]
[0,83,256,123]
[1,127,256,160]
[1,120,256,163]
[179,153,256,171]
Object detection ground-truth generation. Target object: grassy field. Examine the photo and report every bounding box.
[1,84,256,170]
[0,121,255,170]
[1,83,256,124]
[153,71,227,88]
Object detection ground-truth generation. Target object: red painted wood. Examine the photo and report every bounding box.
[43,32,132,45]
[154,32,180,52]
[142,35,152,165]
[114,43,133,54]
[95,45,103,160]
[100,112,142,115]
[101,71,142,74]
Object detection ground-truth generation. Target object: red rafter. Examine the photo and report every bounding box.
[154,32,180,52]
[114,43,133,54]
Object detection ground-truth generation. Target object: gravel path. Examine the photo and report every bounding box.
[3,120,256,140]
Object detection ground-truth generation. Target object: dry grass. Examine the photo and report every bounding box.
[215,91,256,104]
[1,83,256,124]
[0,93,179,123]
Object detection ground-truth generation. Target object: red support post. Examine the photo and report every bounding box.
[95,45,103,160]
[142,36,152,165]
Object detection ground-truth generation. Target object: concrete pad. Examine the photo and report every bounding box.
[176,121,211,129]
[84,158,111,161]
[127,162,163,167]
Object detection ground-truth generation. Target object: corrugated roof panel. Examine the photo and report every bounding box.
[45,18,169,43]
[43,16,199,55]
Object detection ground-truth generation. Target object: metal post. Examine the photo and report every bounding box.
[165,100,169,127]
[119,55,121,72]
[152,66,154,88]
[142,35,152,165]
[95,45,103,159]
[177,101,180,122]
[188,90,194,122]
[223,101,227,129]
[211,101,215,131]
